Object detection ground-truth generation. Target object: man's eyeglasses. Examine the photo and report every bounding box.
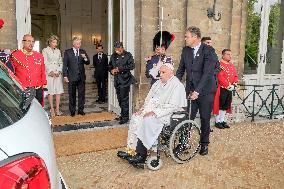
[22,40,35,44]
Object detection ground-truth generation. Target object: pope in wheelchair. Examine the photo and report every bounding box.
[117,56,200,169]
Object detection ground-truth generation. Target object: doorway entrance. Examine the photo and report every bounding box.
[20,0,135,118]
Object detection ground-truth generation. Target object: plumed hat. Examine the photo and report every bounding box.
[153,31,175,51]
[0,19,4,29]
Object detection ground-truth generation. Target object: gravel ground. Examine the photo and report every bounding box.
[56,121,284,189]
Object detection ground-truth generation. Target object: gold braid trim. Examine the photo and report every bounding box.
[11,53,28,68]
[220,64,231,86]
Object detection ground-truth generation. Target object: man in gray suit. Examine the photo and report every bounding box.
[176,26,219,156]
[63,37,90,116]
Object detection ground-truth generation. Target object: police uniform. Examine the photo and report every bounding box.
[109,47,135,124]
[10,49,47,106]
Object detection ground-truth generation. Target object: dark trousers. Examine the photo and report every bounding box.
[136,139,147,157]
[189,93,214,145]
[68,79,85,114]
[219,88,232,110]
[95,75,107,101]
[35,88,43,106]
[115,85,130,120]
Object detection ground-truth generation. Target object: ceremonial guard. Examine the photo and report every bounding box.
[213,49,238,129]
[10,34,47,106]
[145,31,174,86]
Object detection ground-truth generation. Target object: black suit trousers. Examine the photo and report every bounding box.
[189,93,214,145]
[115,85,130,120]
[95,75,107,101]
[68,79,85,114]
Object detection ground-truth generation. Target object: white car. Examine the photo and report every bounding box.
[0,63,67,189]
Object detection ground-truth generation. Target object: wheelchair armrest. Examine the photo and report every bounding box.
[172,108,189,116]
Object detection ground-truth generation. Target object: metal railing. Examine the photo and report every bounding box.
[234,84,284,121]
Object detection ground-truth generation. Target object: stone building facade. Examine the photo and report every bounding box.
[0,0,247,113]
[133,0,247,109]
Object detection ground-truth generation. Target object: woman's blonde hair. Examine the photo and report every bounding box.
[47,35,59,46]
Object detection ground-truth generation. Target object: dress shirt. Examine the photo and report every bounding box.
[192,42,201,58]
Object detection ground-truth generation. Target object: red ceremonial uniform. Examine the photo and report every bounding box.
[213,60,238,115]
[10,49,47,88]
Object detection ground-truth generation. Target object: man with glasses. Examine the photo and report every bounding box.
[10,34,47,106]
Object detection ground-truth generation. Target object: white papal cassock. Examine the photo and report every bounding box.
[127,76,187,150]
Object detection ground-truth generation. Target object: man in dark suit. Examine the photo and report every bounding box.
[109,42,135,124]
[176,26,219,156]
[93,45,108,103]
[63,37,90,116]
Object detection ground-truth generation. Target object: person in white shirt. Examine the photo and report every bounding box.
[117,56,187,166]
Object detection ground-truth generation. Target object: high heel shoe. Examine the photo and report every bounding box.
[50,108,55,117]
[56,110,63,116]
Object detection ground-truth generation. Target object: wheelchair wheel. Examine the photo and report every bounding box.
[169,120,201,164]
[146,156,163,171]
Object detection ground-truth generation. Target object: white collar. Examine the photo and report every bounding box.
[192,42,201,50]
[73,47,79,54]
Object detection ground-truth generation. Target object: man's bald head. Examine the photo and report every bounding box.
[22,34,35,52]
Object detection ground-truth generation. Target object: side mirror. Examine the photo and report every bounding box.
[20,88,36,110]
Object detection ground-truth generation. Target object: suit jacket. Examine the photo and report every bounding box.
[176,43,219,96]
[108,50,135,87]
[93,53,108,78]
[63,48,90,82]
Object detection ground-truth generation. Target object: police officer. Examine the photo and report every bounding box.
[10,34,47,106]
[109,42,135,124]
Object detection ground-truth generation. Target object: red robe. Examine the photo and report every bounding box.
[213,61,238,115]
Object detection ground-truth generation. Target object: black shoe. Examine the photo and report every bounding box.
[199,145,208,156]
[215,122,225,129]
[128,154,146,165]
[78,111,85,116]
[210,128,213,132]
[70,112,75,117]
[115,116,122,121]
[222,122,230,128]
[95,99,101,103]
[119,119,129,124]
[117,151,132,160]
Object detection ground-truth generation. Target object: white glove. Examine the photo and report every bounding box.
[149,66,160,79]
[227,85,235,91]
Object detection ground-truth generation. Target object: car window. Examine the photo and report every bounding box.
[0,65,27,129]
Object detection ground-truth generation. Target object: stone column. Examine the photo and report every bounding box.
[0,0,17,49]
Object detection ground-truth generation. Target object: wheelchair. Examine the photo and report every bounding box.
[145,108,201,171]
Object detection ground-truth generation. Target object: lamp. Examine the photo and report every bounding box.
[207,0,221,21]
[93,35,102,47]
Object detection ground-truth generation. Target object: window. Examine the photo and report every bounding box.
[0,65,27,129]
